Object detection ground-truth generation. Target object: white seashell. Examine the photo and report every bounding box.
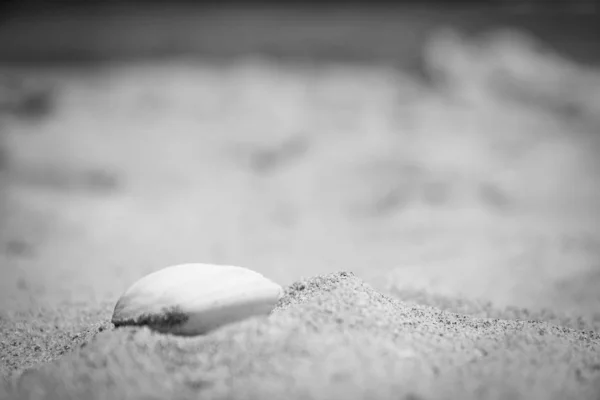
[111,263,284,336]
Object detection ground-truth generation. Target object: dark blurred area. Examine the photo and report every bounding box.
[0,0,598,67]
[2,0,599,15]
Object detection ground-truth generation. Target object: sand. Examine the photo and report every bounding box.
[2,272,599,400]
[1,7,600,399]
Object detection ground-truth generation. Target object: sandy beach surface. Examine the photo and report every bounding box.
[1,6,600,399]
[2,273,600,400]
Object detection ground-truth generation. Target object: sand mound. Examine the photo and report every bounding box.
[7,272,600,400]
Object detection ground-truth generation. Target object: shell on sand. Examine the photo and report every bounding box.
[111,263,284,336]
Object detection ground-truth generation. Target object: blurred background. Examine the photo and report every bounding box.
[0,0,599,321]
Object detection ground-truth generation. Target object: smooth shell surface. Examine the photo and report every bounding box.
[111,263,284,336]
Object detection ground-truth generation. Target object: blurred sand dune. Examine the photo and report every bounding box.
[1,21,599,323]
